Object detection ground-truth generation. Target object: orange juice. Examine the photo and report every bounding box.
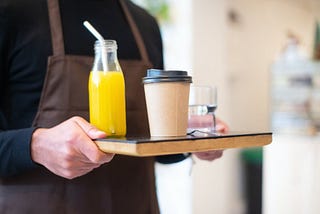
[89,71,126,136]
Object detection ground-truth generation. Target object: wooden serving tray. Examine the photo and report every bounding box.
[95,131,272,157]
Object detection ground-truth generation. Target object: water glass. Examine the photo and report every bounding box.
[188,85,217,133]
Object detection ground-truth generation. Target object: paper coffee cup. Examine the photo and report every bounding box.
[142,69,192,136]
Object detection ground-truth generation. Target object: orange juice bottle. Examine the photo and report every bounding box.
[88,40,126,136]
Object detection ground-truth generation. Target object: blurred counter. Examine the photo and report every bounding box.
[263,134,320,214]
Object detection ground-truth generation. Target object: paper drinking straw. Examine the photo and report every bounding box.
[83,21,104,41]
[83,21,107,71]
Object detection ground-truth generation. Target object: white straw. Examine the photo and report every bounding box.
[83,21,107,71]
[83,21,104,42]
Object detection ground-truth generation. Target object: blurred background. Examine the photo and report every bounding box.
[133,0,320,213]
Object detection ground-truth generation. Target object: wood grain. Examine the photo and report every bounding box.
[95,132,272,157]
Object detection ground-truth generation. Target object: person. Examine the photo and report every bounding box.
[0,0,228,213]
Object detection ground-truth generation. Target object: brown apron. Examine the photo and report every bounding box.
[0,0,159,213]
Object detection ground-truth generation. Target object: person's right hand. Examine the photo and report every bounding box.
[31,116,114,179]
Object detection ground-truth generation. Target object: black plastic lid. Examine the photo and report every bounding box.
[142,69,192,84]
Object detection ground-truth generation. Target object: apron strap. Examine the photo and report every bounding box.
[47,0,150,62]
[119,0,150,63]
[47,0,65,56]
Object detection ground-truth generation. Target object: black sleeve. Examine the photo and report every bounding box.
[0,128,38,177]
[155,154,191,164]
[0,3,38,177]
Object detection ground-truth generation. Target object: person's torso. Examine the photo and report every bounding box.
[1,0,163,129]
[0,0,162,213]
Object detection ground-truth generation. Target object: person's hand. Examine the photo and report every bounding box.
[193,150,223,161]
[31,116,114,179]
[215,117,229,134]
[193,117,229,161]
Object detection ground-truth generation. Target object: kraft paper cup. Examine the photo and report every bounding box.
[143,69,192,136]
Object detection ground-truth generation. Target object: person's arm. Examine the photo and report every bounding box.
[0,13,113,178]
[31,117,114,179]
[0,116,115,178]
[0,5,35,177]
[0,126,38,177]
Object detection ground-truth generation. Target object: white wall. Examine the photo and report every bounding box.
[192,0,318,214]
[225,0,315,132]
[264,135,320,214]
[259,2,320,213]
[192,1,245,214]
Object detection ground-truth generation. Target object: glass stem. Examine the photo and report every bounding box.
[212,113,216,132]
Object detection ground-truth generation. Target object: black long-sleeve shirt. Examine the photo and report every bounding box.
[0,0,164,177]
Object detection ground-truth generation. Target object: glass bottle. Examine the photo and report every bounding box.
[88,40,126,136]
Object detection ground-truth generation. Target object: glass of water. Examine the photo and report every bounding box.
[188,85,217,134]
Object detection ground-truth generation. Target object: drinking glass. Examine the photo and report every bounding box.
[188,85,217,134]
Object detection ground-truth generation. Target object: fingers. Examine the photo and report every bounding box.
[31,117,115,179]
[70,116,114,164]
[194,150,224,161]
[71,116,106,139]
[216,118,229,133]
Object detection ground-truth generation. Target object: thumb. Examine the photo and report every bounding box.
[72,116,107,139]
[71,117,112,163]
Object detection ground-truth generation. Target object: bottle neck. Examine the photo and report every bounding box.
[92,40,121,72]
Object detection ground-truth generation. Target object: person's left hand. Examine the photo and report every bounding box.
[192,117,229,161]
